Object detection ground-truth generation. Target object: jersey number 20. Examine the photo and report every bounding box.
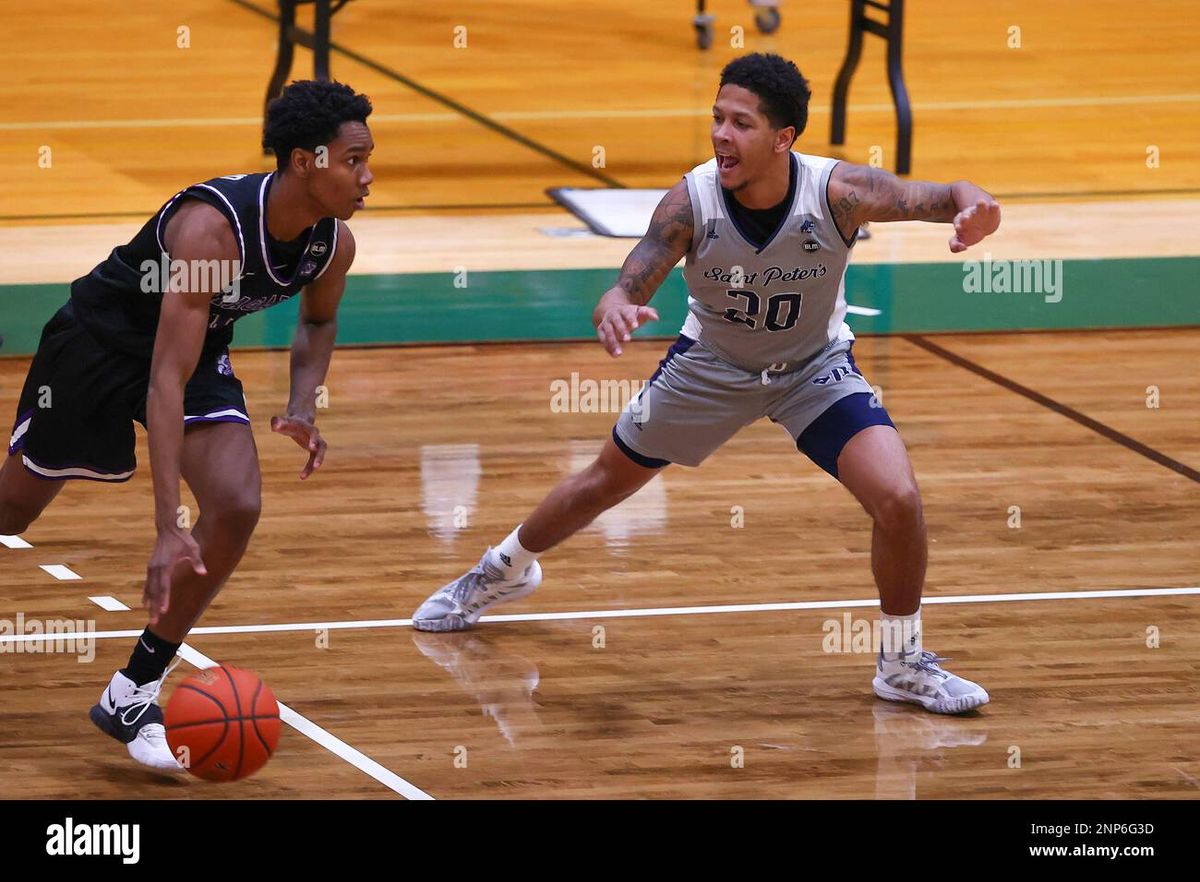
[723,290,802,332]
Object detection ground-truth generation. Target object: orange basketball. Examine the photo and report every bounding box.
[165,665,281,782]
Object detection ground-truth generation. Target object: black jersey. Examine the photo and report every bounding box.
[70,172,339,358]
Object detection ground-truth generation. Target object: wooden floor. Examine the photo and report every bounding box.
[1,331,1197,798]
[1,0,1198,221]
[0,0,1197,801]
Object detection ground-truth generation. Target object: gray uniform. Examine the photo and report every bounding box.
[613,152,893,474]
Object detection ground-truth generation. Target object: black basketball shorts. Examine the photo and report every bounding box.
[7,302,250,482]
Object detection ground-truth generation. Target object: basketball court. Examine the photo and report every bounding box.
[1,0,1198,803]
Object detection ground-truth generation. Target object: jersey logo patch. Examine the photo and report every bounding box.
[310,241,328,256]
[811,366,852,386]
[800,218,815,233]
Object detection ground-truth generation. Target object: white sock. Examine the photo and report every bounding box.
[490,525,539,575]
[879,608,922,663]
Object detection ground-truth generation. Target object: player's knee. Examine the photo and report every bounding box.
[0,500,39,536]
[871,483,923,534]
[209,492,261,537]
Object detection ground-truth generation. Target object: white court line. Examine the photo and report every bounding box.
[39,564,81,581]
[2,94,1198,131]
[846,305,881,317]
[174,643,433,801]
[88,596,130,612]
[1,585,1196,646]
[0,535,33,549]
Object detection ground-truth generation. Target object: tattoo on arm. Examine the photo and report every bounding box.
[829,189,862,241]
[614,183,694,305]
[831,164,958,240]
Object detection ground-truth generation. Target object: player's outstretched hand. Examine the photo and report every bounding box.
[271,415,327,480]
[144,529,206,626]
[949,199,1001,253]
[596,304,659,357]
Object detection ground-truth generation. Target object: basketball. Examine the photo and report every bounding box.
[164,666,281,782]
[6,0,1199,854]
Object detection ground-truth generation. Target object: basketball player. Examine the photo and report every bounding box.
[0,80,373,768]
[413,54,1001,714]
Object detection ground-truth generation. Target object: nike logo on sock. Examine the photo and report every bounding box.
[139,637,156,654]
[499,552,512,567]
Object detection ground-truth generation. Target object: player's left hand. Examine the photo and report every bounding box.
[949,199,1001,253]
[270,415,327,480]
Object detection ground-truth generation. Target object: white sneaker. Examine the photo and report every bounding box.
[412,549,542,632]
[873,650,989,715]
[89,660,185,772]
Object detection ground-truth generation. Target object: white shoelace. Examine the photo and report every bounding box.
[911,651,952,678]
[451,555,511,603]
[118,657,181,727]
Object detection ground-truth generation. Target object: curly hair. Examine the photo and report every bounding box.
[719,53,811,143]
[263,80,373,171]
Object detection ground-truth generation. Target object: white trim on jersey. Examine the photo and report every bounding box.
[310,219,340,282]
[257,173,335,287]
[9,416,31,451]
[21,456,134,482]
[154,189,190,253]
[257,172,288,286]
[183,408,250,424]
[192,182,248,269]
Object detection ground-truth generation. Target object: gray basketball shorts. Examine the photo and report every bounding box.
[612,335,895,477]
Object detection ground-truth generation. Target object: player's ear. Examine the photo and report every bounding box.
[774,126,795,153]
[289,147,313,178]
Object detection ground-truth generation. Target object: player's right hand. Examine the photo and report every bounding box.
[595,304,659,357]
[143,529,207,626]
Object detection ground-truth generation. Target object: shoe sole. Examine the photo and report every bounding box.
[89,703,185,773]
[872,677,989,715]
[89,702,134,744]
[413,563,542,633]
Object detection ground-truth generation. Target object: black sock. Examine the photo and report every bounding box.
[121,628,181,686]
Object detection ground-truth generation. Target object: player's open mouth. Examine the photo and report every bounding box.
[355,193,368,208]
[716,153,740,171]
